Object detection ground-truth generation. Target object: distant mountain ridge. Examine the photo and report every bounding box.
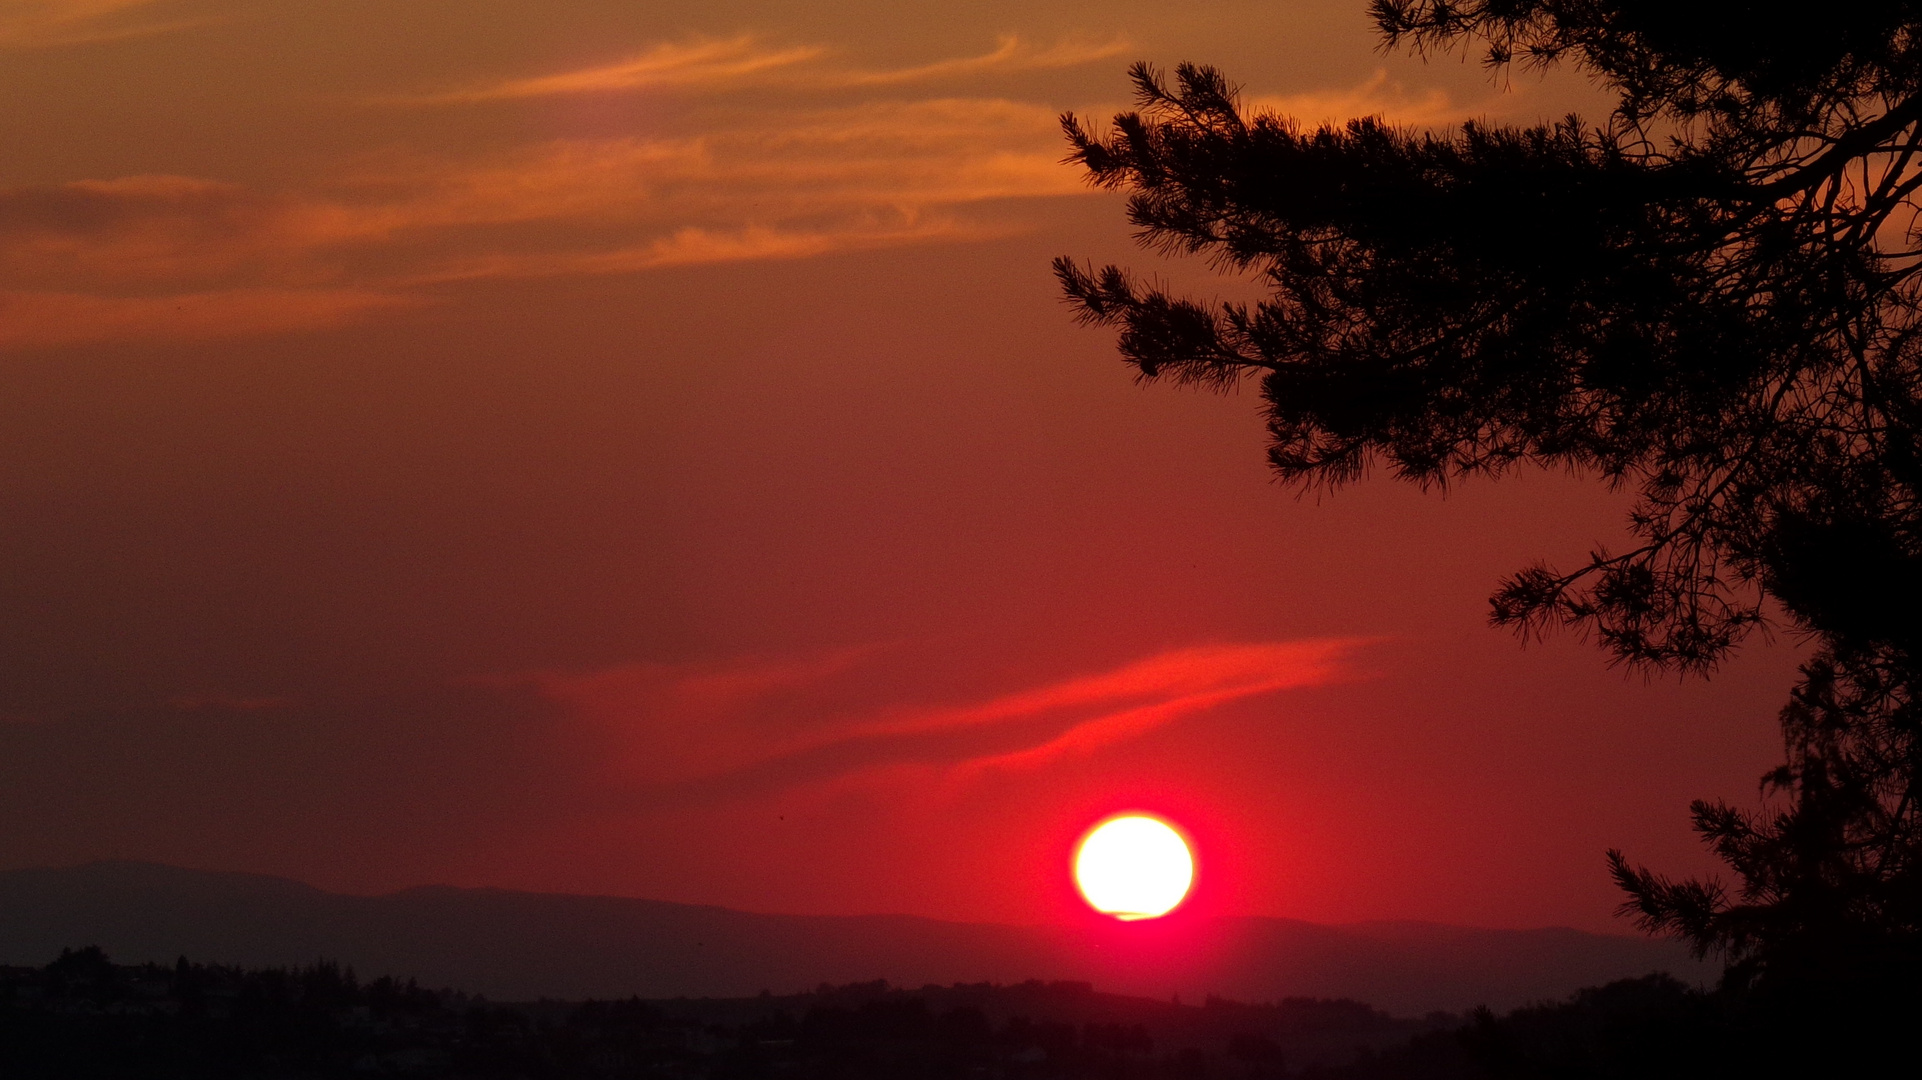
[0,861,1709,1015]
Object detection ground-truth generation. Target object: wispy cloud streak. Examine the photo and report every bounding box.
[1247,69,1484,130]
[0,25,1139,347]
[415,37,826,103]
[0,95,1083,346]
[835,35,1129,87]
[0,0,205,47]
[405,33,1129,104]
[528,640,1366,796]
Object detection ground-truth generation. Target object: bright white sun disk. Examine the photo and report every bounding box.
[1074,815,1195,920]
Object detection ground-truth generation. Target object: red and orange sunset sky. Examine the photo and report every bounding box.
[0,0,1809,934]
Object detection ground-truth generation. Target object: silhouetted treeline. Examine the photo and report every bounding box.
[1059,0,1922,1002]
[20,947,1900,1078]
[1310,969,1922,1079]
[0,947,1440,1078]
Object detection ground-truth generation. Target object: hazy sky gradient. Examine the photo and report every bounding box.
[0,0,1802,931]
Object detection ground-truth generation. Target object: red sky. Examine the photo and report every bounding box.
[0,0,1804,933]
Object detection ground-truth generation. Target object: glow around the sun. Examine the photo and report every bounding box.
[1073,814,1195,920]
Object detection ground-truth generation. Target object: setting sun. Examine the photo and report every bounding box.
[1074,815,1195,920]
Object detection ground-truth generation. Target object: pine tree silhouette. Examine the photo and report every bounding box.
[1057,0,1922,1040]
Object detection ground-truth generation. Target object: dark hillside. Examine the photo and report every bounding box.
[0,862,1708,1016]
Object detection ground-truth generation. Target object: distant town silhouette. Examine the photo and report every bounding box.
[0,946,1712,1079]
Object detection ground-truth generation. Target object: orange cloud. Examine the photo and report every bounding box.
[0,0,204,47]
[410,221,996,284]
[835,34,1130,87]
[529,640,1366,795]
[413,37,826,103]
[1248,69,1471,130]
[350,99,1080,233]
[0,175,319,287]
[404,33,1130,103]
[0,93,1087,347]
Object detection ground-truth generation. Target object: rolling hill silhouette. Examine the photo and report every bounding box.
[0,862,1708,1015]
